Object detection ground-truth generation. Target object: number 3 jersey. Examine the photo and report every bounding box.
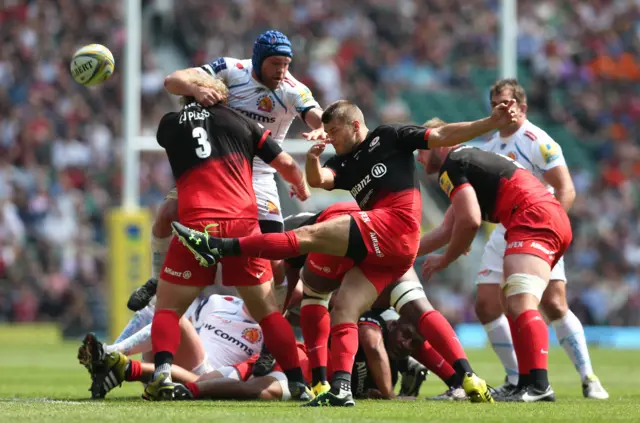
[199,57,320,175]
[156,102,282,223]
[185,295,263,370]
[437,145,556,224]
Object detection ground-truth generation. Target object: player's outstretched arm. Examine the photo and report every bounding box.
[305,142,335,190]
[301,108,327,141]
[359,324,396,400]
[164,68,226,106]
[269,152,311,201]
[426,99,518,148]
[417,207,455,256]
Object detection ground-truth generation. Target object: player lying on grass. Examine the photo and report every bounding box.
[418,119,573,402]
[280,207,470,401]
[169,307,427,401]
[78,295,265,399]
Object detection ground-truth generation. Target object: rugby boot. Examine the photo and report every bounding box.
[311,381,331,396]
[583,375,609,399]
[172,383,195,400]
[143,370,175,401]
[302,389,355,407]
[427,386,467,401]
[171,222,226,267]
[89,351,128,399]
[506,384,556,402]
[461,373,494,403]
[252,348,276,377]
[289,381,315,401]
[127,278,158,311]
[491,376,519,401]
[399,362,428,397]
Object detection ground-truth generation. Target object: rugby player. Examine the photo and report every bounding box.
[171,99,518,405]
[417,131,574,402]
[78,295,264,399]
[169,308,426,402]
[470,79,607,400]
[146,72,313,401]
[126,29,323,378]
[280,205,481,401]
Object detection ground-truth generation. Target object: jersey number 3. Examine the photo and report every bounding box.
[193,127,211,158]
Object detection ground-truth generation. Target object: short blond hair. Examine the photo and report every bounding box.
[185,72,229,103]
[321,100,364,125]
[423,117,447,128]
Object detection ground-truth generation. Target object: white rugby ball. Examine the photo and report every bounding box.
[70,44,115,86]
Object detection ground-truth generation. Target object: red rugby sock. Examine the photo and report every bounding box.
[300,304,330,371]
[151,309,180,361]
[330,323,359,373]
[508,315,529,380]
[185,382,201,398]
[259,311,301,371]
[516,310,549,372]
[238,232,300,259]
[418,311,467,365]
[125,359,143,381]
[413,341,456,384]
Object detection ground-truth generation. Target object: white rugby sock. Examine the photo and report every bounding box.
[151,235,172,280]
[106,323,152,356]
[484,315,519,385]
[113,305,155,344]
[551,310,594,380]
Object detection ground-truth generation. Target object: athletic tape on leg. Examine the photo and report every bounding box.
[501,273,548,301]
[300,281,332,308]
[390,281,426,312]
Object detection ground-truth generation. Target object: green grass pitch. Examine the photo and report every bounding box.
[1,339,639,422]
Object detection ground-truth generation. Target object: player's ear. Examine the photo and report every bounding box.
[519,102,528,115]
[351,119,360,132]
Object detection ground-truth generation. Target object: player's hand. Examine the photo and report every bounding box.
[290,181,311,201]
[193,86,224,107]
[306,142,326,159]
[302,128,327,141]
[421,254,448,281]
[490,99,518,127]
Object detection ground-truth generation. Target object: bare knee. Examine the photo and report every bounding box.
[153,199,178,238]
[540,282,569,321]
[256,383,282,401]
[475,285,503,324]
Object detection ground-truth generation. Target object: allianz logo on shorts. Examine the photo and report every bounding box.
[309,259,332,274]
[164,267,192,279]
[370,232,384,257]
[530,242,555,257]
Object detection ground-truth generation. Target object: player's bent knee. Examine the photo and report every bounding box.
[390,281,426,313]
[501,273,548,302]
[301,284,331,308]
[541,293,569,320]
[474,291,503,323]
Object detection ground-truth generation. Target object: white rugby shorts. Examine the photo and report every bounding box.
[253,173,283,224]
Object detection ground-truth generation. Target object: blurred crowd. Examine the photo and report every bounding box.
[0,0,638,333]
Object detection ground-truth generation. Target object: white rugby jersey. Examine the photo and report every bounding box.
[481,120,567,236]
[199,57,320,174]
[187,295,263,369]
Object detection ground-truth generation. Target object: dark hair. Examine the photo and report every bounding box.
[489,78,527,104]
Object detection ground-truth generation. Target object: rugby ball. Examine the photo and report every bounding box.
[70,44,115,86]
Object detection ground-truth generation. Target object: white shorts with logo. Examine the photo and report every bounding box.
[253,173,283,224]
[475,226,567,284]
